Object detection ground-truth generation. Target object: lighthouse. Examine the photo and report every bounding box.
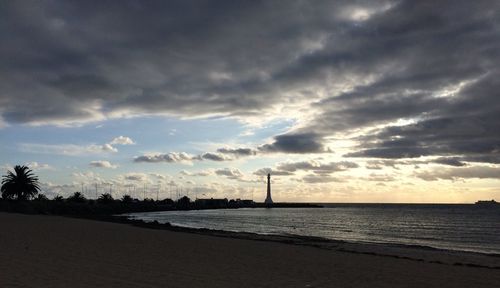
[264,173,273,205]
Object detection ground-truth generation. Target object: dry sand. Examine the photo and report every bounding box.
[0,212,499,288]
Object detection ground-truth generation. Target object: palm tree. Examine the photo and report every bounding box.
[121,194,133,203]
[67,192,87,203]
[1,165,40,200]
[34,194,48,201]
[98,193,114,204]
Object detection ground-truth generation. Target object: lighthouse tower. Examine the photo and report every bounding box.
[264,173,273,205]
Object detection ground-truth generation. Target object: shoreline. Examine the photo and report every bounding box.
[108,214,500,269]
[1,199,498,266]
[129,217,500,256]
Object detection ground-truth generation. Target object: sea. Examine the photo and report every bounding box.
[126,204,500,255]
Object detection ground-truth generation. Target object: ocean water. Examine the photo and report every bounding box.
[126,204,500,254]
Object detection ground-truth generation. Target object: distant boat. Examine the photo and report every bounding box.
[474,200,499,207]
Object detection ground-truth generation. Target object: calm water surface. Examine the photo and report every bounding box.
[127,204,500,254]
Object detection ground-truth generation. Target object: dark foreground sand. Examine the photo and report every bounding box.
[0,213,499,288]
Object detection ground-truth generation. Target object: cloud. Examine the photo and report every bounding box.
[110,136,135,145]
[259,133,328,154]
[72,171,104,183]
[191,186,217,194]
[89,160,118,169]
[217,147,257,156]
[365,160,399,170]
[208,142,326,159]
[198,152,233,162]
[19,137,128,156]
[179,170,212,176]
[0,164,13,172]
[1,1,499,168]
[179,170,191,176]
[416,166,500,181]
[134,151,236,163]
[149,173,171,180]
[2,0,378,126]
[364,158,470,169]
[25,162,53,170]
[346,98,500,163]
[122,173,149,182]
[363,173,396,182]
[276,160,359,173]
[432,157,467,167]
[39,182,80,198]
[299,174,344,184]
[0,0,413,129]
[215,168,244,180]
[20,143,117,156]
[252,161,358,179]
[134,152,195,163]
[101,144,118,153]
[253,168,294,176]
[0,117,7,129]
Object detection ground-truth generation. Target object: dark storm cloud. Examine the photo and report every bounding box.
[2,0,385,125]
[297,1,500,163]
[1,1,499,164]
[346,80,500,162]
[259,133,328,154]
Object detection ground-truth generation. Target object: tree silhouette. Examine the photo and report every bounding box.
[176,195,191,210]
[98,193,114,204]
[67,192,87,203]
[1,165,40,200]
[34,194,48,201]
[121,194,133,203]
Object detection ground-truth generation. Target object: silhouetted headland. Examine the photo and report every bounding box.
[475,199,499,207]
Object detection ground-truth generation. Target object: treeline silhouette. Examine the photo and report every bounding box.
[0,191,260,216]
[0,192,176,216]
[1,165,257,216]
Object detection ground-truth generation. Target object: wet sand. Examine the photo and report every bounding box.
[0,212,499,288]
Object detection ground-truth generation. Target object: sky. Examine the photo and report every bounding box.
[1,1,499,203]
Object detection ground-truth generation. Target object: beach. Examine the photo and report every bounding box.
[0,213,499,288]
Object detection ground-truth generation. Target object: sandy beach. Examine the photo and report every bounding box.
[0,212,499,288]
